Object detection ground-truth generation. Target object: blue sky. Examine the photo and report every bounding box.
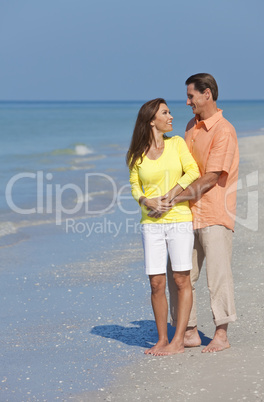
[0,0,263,101]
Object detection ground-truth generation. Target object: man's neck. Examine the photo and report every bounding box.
[197,103,218,121]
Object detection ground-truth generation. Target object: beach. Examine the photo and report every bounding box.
[0,101,263,401]
[77,134,264,402]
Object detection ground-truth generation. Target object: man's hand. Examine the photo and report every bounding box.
[147,184,184,218]
[140,195,172,215]
[147,195,173,218]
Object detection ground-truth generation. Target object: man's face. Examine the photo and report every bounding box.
[186,83,207,117]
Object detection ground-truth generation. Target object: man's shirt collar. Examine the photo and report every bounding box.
[195,109,223,131]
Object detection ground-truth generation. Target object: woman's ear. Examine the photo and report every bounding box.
[150,120,155,127]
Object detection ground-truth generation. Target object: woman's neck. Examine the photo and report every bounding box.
[151,130,164,149]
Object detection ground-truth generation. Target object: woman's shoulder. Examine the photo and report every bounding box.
[165,135,185,145]
[133,154,146,168]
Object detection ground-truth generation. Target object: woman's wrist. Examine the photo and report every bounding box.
[139,196,147,206]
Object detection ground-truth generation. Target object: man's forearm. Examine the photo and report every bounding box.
[165,184,184,203]
[172,172,221,204]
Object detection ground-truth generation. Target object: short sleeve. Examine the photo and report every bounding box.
[206,130,236,174]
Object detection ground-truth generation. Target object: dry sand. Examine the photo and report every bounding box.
[77,135,264,402]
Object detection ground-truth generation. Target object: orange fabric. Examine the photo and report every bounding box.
[185,109,239,230]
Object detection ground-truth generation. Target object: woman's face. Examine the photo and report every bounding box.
[151,103,173,133]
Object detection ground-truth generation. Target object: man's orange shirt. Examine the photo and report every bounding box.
[185,109,239,231]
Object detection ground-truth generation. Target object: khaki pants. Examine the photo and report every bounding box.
[168,225,237,328]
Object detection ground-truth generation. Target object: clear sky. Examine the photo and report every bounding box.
[0,0,263,101]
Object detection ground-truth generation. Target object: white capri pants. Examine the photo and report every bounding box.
[141,222,194,275]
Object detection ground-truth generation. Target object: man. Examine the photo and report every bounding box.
[167,73,239,353]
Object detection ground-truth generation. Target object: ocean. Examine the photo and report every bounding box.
[0,100,264,399]
[1,100,264,242]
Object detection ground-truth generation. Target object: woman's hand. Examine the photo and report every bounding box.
[140,195,172,215]
[148,196,174,218]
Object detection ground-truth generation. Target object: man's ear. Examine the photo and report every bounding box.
[204,88,211,100]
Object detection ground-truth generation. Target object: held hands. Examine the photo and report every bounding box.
[146,184,184,218]
[140,184,183,219]
[141,195,173,218]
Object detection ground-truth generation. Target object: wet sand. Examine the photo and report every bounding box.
[77,135,264,401]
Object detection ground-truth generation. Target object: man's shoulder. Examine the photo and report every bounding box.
[217,115,236,131]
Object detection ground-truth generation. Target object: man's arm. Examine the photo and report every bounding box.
[147,171,221,218]
[171,171,222,204]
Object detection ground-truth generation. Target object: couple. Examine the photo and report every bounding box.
[126,73,239,356]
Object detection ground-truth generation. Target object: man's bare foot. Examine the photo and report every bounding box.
[202,337,230,353]
[202,324,230,353]
[184,326,201,348]
[152,341,184,356]
[144,339,169,355]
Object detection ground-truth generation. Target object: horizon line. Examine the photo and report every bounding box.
[0,99,263,103]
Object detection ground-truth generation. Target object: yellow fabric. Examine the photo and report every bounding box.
[130,136,200,224]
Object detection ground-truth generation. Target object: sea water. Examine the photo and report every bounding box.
[1,100,264,236]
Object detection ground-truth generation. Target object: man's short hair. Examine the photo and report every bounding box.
[185,73,218,101]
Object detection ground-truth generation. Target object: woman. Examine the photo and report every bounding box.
[126,98,199,356]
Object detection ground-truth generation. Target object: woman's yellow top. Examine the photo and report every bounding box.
[129,136,200,224]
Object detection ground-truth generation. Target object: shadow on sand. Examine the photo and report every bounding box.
[91,320,211,349]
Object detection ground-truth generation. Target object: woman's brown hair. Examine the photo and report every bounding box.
[126,98,167,170]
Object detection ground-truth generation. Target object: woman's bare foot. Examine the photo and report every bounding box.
[152,341,184,356]
[184,326,201,347]
[144,339,169,355]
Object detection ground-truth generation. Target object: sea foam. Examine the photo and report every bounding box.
[74,145,93,156]
[51,144,94,156]
[0,222,17,237]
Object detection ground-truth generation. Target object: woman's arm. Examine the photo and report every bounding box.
[148,138,199,216]
[129,164,144,204]
[162,137,200,202]
[130,162,172,213]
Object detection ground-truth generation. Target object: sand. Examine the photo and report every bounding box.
[76,135,264,402]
